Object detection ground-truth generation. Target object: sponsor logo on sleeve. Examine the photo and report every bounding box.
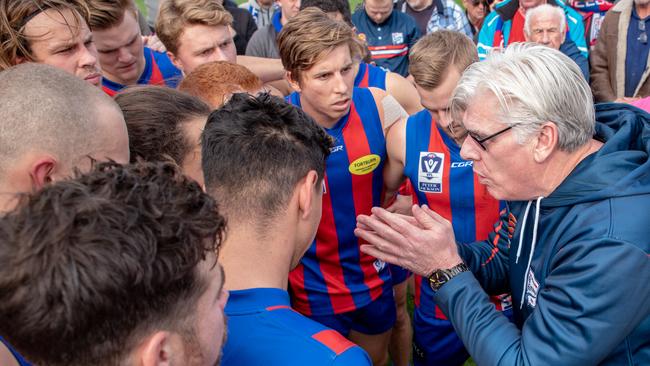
[418,152,444,193]
[526,268,539,309]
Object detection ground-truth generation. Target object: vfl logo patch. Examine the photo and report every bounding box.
[418,152,444,193]
[349,154,381,175]
[526,267,539,308]
[392,32,404,44]
[373,259,386,273]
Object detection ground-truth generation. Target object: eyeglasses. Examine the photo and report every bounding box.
[467,126,513,151]
[639,20,647,44]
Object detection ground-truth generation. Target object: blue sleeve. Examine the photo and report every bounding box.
[457,208,511,295]
[436,238,650,365]
[564,6,588,58]
[331,346,373,365]
[559,39,590,81]
[477,11,500,60]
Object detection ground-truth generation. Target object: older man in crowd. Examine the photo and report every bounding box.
[524,4,589,80]
[356,44,650,365]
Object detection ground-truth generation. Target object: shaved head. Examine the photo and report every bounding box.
[0,63,129,209]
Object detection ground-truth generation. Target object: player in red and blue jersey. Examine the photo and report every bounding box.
[202,93,371,366]
[383,31,512,366]
[0,336,30,366]
[86,0,182,96]
[279,9,407,365]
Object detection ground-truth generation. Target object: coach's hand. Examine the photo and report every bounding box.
[355,205,463,277]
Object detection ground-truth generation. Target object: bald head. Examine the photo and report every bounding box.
[0,63,129,209]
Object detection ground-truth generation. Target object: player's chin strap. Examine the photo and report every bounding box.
[381,94,408,130]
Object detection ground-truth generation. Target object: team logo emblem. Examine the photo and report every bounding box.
[391,32,404,44]
[373,259,386,273]
[418,152,444,193]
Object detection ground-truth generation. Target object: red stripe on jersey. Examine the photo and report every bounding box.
[102,86,118,97]
[342,103,383,301]
[414,275,422,307]
[368,44,409,51]
[311,330,356,355]
[359,66,369,88]
[316,176,355,313]
[266,305,292,311]
[473,173,501,241]
[435,305,448,320]
[149,55,164,86]
[289,263,312,316]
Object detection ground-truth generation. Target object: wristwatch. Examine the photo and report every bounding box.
[428,262,469,291]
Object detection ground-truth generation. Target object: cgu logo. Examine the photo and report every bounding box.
[451,161,473,168]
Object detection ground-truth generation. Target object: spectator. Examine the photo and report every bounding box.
[397,0,473,37]
[203,93,372,366]
[239,0,277,27]
[0,161,227,366]
[353,0,421,76]
[0,0,102,86]
[477,0,587,60]
[245,0,301,58]
[86,0,182,95]
[590,0,650,102]
[301,0,352,24]
[524,4,589,80]
[356,43,650,366]
[463,0,490,41]
[569,0,614,49]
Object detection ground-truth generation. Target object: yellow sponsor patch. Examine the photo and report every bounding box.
[349,154,381,175]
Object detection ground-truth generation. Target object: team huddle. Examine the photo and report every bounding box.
[0,0,648,365]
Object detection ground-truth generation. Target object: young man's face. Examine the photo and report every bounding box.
[22,8,102,86]
[170,24,236,75]
[291,44,356,127]
[364,0,394,24]
[93,9,145,86]
[416,66,464,138]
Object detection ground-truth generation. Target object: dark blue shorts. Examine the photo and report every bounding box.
[308,288,397,336]
[413,306,514,366]
[389,263,411,285]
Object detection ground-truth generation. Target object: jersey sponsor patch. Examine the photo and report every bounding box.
[526,267,539,308]
[418,152,444,193]
[349,154,381,175]
[392,32,404,44]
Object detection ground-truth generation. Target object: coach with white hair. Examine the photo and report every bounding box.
[355,44,650,365]
[524,4,589,80]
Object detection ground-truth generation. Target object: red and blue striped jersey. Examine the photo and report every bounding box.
[101,47,182,97]
[287,88,393,316]
[404,110,510,318]
[354,63,387,90]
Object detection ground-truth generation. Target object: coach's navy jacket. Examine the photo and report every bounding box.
[436,103,650,365]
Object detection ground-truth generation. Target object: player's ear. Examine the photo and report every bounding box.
[167,51,185,75]
[29,157,57,191]
[298,170,319,220]
[286,71,301,93]
[139,331,174,366]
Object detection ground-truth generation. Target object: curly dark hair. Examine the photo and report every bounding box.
[0,161,226,366]
[202,92,332,222]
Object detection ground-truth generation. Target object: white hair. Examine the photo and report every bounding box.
[450,43,594,152]
[524,4,566,37]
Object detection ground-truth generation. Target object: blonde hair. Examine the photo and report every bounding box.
[0,0,90,71]
[277,7,362,83]
[156,0,233,55]
[409,30,478,90]
[86,0,137,30]
[178,61,263,108]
